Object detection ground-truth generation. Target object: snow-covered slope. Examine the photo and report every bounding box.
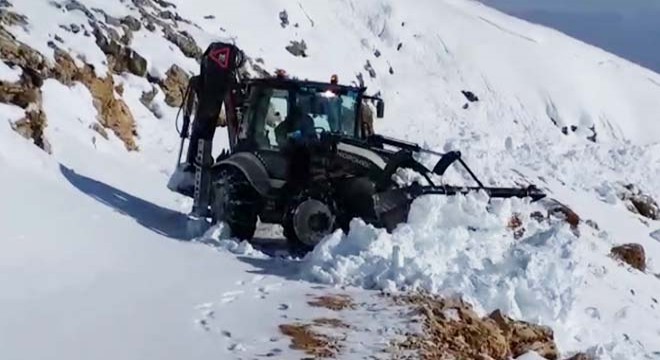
[2,0,660,359]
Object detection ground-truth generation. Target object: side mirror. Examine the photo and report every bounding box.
[376,99,385,118]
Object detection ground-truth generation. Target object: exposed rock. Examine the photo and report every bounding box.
[0,0,12,8]
[246,56,270,78]
[93,27,122,56]
[124,48,147,76]
[165,29,202,59]
[462,90,480,103]
[10,110,50,153]
[584,219,600,230]
[279,10,289,28]
[618,184,659,220]
[95,9,121,27]
[121,15,141,31]
[611,243,646,272]
[203,15,215,20]
[160,64,189,107]
[158,10,175,20]
[507,214,526,240]
[140,86,163,118]
[566,353,595,360]
[140,86,158,107]
[530,211,545,223]
[392,294,559,360]
[364,60,376,78]
[120,28,133,46]
[64,0,94,20]
[489,310,558,359]
[587,125,597,142]
[279,323,341,358]
[52,50,139,151]
[0,82,39,108]
[0,8,27,27]
[90,122,108,139]
[307,294,356,311]
[153,0,176,9]
[285,40,307,57]
[91,26,148,77]
[547,202,580,230]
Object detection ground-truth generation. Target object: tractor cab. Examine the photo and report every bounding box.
[229,77,384,152]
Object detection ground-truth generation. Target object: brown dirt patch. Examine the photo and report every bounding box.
[308,294,356,311]
[390,293,558,360]
[279,323,342,359]
[312,318,350,329]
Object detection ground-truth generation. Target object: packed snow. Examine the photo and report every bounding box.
[0,60,22,82]
[1,0,660,359]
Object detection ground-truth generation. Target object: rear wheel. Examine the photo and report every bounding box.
[211,167,261,240]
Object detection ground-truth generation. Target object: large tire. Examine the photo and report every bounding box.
[211,167,261,240]
[283,193,336,254]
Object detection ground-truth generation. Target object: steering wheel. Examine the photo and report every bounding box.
[314,126,327,135]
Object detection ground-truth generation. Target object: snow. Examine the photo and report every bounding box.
[1,0,660,359]
[516,351,548,360]
[8,0,109,77]
[0,61,22,82]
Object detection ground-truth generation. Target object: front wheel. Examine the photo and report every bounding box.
[283,196,336,253]
[211,167,261,241]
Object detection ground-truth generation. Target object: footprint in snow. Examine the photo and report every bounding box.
[585,307,601,320]
[615,306,629,319]
[219,290,245,304]
[251,275,265,283]
[228,342,246,352]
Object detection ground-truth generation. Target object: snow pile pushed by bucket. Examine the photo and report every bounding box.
[302,192,589,325]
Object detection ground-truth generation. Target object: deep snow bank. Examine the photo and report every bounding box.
[302,194,587,342]
[299,192,660,359]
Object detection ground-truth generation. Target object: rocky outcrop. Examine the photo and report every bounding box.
[0,8,27,27]
[160,64,189,107]
[10,110,50,153]
[1,3,144,151]
[0,25,50,151]
[285,40,307,57]
[618,184,659,220]
[611,243,646,272]
[393,294,559,360]
[164,29,202,59]
[51,50,138,151]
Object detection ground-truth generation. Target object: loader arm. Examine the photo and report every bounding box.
[323,133,547,231]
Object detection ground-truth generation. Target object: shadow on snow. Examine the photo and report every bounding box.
[60,164,314,281]
[59,164,192,241]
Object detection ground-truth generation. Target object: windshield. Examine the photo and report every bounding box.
[244,84,360,149]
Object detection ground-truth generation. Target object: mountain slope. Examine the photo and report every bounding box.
[1,0,660,359]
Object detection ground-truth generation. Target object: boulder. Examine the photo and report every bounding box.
[121,15,141,31]
[611,243,646,272]
[161,64,189,107]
